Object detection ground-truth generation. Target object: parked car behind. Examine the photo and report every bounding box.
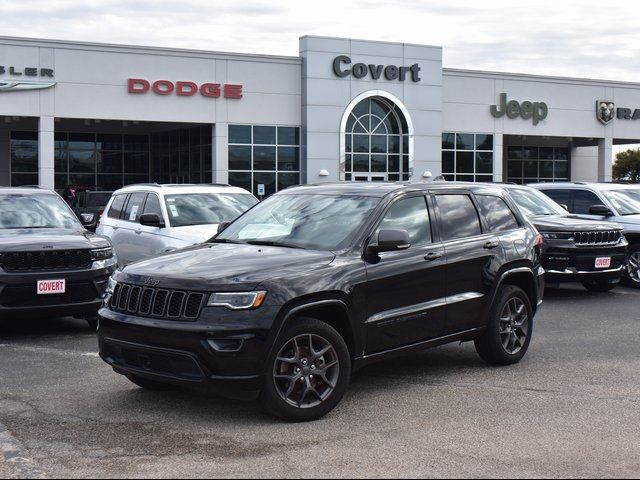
[0,187,117,328]
[98,182,544,422]
[500,185,626,292]
[531,182,640,288]
[71,190,113,232]
[97,184,258,266]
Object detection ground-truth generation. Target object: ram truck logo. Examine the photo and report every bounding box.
[0,81,57,92]
[597,101,615,125]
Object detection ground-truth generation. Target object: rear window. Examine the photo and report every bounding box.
[107,194,127,219]
[476,195,520,232]
[124,193,147,222]
[435,194,483,241]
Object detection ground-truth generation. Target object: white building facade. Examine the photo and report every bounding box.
[1,35,639,196]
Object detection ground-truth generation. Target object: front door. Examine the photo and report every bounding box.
[364,194,447,354]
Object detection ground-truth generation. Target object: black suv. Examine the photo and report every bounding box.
[501,185,627,292]
[98,183,544,421]
[0,188,117,328]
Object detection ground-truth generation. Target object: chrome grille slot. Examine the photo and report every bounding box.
[574,230,621,246]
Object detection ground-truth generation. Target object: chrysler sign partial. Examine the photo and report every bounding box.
[0,65,56,92]
[0,81,56,92]
[128,79,243,99]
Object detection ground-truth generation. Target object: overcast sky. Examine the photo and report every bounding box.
[2,0,640,82]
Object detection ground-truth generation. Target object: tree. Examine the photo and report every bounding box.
[613,148,640,183]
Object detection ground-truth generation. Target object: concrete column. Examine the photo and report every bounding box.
[38,116,55,189]
[598,137,613,182]
[212,123,228,184]
[493,133,504,182]
[0,128,10,186]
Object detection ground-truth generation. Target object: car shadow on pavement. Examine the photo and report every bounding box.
[0,316,92,338]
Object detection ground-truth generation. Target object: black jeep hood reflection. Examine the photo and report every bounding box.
[529,215,622,233]
[117,243,336,291]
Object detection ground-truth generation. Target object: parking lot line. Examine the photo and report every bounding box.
[0,422,46,479]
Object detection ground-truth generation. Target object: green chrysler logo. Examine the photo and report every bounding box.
[491,93,548,125]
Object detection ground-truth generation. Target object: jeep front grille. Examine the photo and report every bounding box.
[573,231,621,246]
[110,283,205,321]
[0,250,92,272]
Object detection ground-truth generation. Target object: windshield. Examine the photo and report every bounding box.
[216,193,380,251]
[509,188,567,217]
[164,193,258,227]
[0,194,82,229]
[602,189,640,216]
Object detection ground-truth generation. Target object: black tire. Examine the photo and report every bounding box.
[581,281,618,293]
[623,244,640,289]
[260,317,351,422]
[126,374,181,392]
[85,317,98,330]
[475,285,533,366]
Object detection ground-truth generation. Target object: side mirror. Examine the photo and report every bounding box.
[367,229,411,255]
[560,204,570,212]
[80,213,96,227]
[217,221,231,233]
[589,205,614,217]
[139,213,165,228]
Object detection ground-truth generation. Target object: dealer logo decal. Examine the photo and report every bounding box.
[597,100,615,125]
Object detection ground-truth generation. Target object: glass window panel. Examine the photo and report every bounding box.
[345,173,352,181]
[389,136,400,154]
[352,121,367,134]
[97,174,123,190]
[523,160,538,177]
[11,131,38,149]
[403,136,409,154]
[124,152,149,174]
[189,127,201,145]
[123,135,149,151]
[540,160,554,178]
[346,115,356,133]
[507,146,524,160]
[68,174,95,187]
[476,152,493,174]
[54,132,68,149]
[442,133,456,150]
[388,155,400,173]
[202,146,212,172]
[277,172,300,191]
[11,149,38,173]
[143,194,163,216]
[554,148,569,160]
[229,125,252,144]
[253,126,276,145]
[277,127,299,146]
[539,147,554,160]
[11,174,38,186]
[402,174,411,181]
[353,154,369,172]
[353,135,369,153]
[456,134,474,150]
[55,174,67,189]
[124,175,149,186]
[190,147,201,172]
[371,155,386,173]
[436,194,482,240]
[278,147,300,171]
[523,147,538,160]
[388,174,400,181]
[123,192,146,222]
[69,151,96,174]
[345,134,352,153]
[253,171,276,197]
[228,145,251,170]
[68,133,95,150]
[371,136,387,154]
[457,175,475,182]
[443,174,455,181]
[345,154,352,172]
[377,196,431,247]
[442,151,455,173]
[228,171,252,192]
[508,160,523,178]
[96,134,123,151]
[476,195,520,232]
[456,152,474,173]
[253,146,276,171]
[97,152,122,174]
[475,134,493,151]
[554,161,569,179]
[476,175,494,183]
[402,155,410,173]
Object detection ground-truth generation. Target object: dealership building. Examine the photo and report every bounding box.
[1,35,640,196]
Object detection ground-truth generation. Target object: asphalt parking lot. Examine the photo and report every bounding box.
[1,285,639,479]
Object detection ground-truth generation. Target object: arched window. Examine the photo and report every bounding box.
[341,95,412,182]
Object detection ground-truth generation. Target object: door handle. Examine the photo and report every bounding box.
[484,241,500,250]
[425,252,443,261]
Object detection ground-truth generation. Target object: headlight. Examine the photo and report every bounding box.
[540,232,573,240]
[91,247,114,261]
[207,291,267,310]
[106,277,117,295]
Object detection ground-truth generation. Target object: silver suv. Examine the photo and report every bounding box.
[531,182,640,288]
[97,184,258,265]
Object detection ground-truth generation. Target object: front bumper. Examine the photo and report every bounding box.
[542,243,626,284]
[98,305,281,400]
[0,259,117,319]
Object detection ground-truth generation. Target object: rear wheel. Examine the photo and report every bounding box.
[260,318,351,422]
[624,246,640,289]
[581,281,618,293]
[475,286,533,365]
[126,374,180,392]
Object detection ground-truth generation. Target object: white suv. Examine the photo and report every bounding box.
[97,184,258,265]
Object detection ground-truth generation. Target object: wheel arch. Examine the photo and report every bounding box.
[488,267,540,320]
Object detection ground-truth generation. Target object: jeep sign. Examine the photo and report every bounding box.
[490,93,548,125]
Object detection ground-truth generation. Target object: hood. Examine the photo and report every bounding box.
[530,215,622,233]
[170,224,220,244]
[608,214,640,228]
[117,242,336,291]
[0,228,110,251]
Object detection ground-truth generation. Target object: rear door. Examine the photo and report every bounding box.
[432,192,500,335]
[135,193,170,261]
[364,194,448,353]
[115,192,147,265]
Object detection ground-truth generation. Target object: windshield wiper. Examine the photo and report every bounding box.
[209,238,243,244]
[245,240,305,249]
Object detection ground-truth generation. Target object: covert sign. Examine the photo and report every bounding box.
[490,93,549,125]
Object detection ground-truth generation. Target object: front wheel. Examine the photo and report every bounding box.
[581,281,618,293]
[624,245,640,289]
[260,318,351,422]
[475,286,533,365]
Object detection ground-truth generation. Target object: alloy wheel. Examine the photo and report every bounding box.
[499,297,529,355]
[273,334,340,409]
[626,252,640,284]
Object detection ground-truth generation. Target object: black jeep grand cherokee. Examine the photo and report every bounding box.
[0,188,117,328]
[99,183,544,421]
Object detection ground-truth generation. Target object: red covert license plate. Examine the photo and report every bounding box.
[37,279,66,295]
[595,257,612,269]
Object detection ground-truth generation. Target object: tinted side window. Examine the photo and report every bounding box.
[435,194,482,241]
[376,196,431,247]
[123,193,146,222]
[541,189,572,211]
[142,193,163,217]
[573,190,604,215]
[107,194,127,219]
[476,195,520,232]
